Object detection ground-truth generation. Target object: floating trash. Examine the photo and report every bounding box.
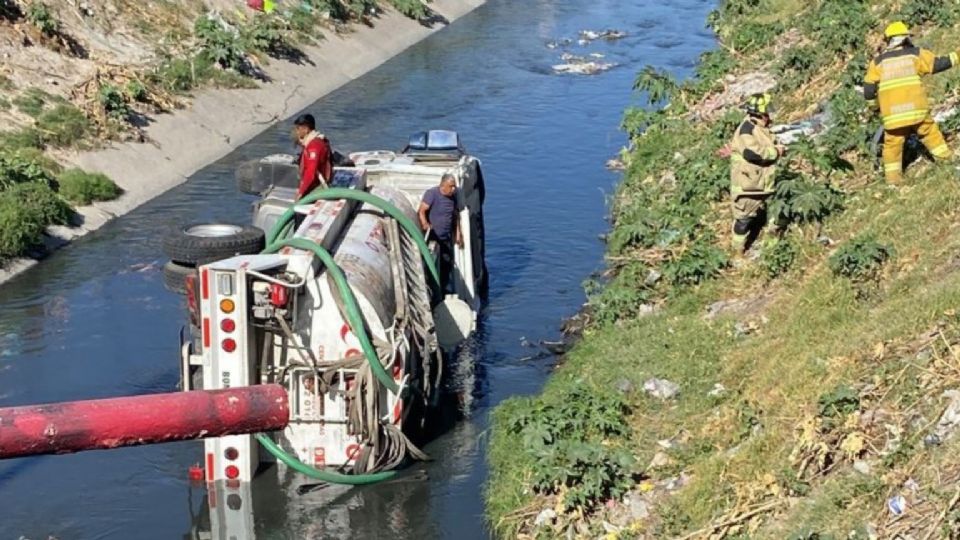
[553,60,618,76]
[579,29,628,42]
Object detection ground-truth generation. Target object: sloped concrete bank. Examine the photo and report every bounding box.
[0,0,486,285]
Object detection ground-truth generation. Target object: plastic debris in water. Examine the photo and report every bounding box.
[888,494,907,516]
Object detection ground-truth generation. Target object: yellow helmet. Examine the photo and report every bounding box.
[745,93,773,116]
[884,21,911,39]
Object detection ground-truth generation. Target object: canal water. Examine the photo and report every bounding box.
[0,0,717,538]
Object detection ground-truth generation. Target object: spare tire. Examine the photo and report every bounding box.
[163,261,196,295]
[163,224,265,266]
[236,154,300,195]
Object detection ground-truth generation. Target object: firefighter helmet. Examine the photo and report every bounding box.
[884,21,911,40]
[744,93,773,117]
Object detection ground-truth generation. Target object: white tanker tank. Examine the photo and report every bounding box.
[173,132,488,499]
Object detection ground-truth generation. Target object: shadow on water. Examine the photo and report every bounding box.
[0,0,718,538]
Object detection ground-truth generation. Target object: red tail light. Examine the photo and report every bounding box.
[224,447,239,461]
[225,465,240,479]
[222,339,237,353]
[220,319,236,333]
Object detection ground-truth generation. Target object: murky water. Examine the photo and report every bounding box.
[0,1,716,538]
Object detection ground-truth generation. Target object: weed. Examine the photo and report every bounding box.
[0,182,71,259]
[56,169,122,205]
[194,15,247,72]
[36,104,90,148]
[584,264,653,326]
[125,80,148,102]
[0,128,44,150]
[778,45,828,89]
[804,0,873,56]
[768,168,844,227]
[899,1,959,27]
[828,235,893,283]
[500,385,635,512]
[728,20,782,53]
[12,88,50,117]
[98,84,130,121]
[663,237,729,287]
[760,236,798,279]
[242,14,290,57]
[390,0,431,19]
[633,66,679,106]
[0,152,51,188]
[820,87,878,157]
[817,384,859,419]
[687,48,737,98]
[25,1,59,36]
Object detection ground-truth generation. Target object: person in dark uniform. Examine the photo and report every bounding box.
[418,173,462,292]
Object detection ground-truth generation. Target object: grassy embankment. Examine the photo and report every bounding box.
[487,1,960,538]
[0,0,430,262]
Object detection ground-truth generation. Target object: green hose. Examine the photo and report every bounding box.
[255,434,395,484]
[255,187,443,485]
[262,237,399,394]
[264,187,440,287]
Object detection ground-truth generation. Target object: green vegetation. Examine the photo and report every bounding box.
[24,1,59,36]
[56,169,123,205]
[828,235,893,283]
[496,387,635,513]
[0,182,71,259]
[36,104,90,148]
[0,142,119,262]
[487,0,960,537]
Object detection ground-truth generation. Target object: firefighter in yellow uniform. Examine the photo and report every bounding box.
[729,93,784,253]
[864,21,958,184]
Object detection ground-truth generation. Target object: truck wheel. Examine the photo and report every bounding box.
[236,155,300,195]
[163,261,196,295]
[163,224,265,266]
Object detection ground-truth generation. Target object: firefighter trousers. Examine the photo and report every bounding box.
[883,116,953,184]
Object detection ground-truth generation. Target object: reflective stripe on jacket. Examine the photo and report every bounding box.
[730,118,778,200]
[864,46,957,130]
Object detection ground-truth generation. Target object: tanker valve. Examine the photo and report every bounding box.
[270,283,289,307]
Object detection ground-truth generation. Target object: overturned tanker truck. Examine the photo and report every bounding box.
[0,130,486,528]
[158,130,487,487]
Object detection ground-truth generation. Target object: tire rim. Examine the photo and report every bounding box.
[185,224,243,238]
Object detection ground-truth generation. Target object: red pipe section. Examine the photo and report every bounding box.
[0,385,289,459]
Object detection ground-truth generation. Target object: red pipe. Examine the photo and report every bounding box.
[0,385,289,459]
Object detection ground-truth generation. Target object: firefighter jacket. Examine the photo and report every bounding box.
[730,117,779,200]
[864,46,959,130]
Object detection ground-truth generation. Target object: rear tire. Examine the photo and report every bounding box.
[163,261,195,295]
[163,224,265,266]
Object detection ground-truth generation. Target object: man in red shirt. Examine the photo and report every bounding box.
[293,114,333,199]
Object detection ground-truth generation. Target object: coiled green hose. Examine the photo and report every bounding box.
[255,186,442,485]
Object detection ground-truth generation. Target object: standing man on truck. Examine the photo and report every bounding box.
[293,114,333,200]
[419,174,463,291]
[864,21,957,185]
[728,92,785,254]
